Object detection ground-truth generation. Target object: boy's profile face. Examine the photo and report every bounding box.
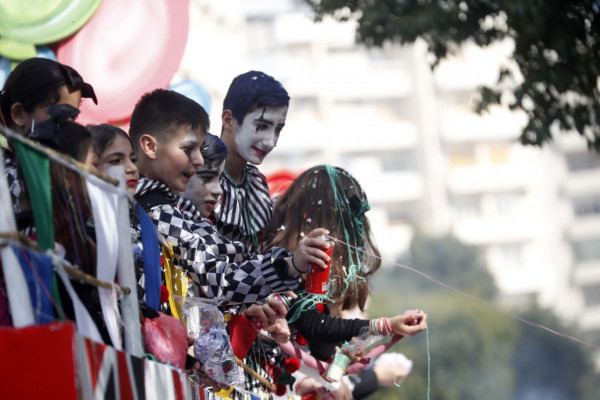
[232,105,287,165]
[150,124,205,193]
[181,161,225,218]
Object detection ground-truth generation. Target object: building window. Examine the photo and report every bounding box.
[582,284,600,307]
[498,243,523,266]
[489,144,510,164]
[385,201,417,224]
[565,152,600,172]
[572,196,600,217]
[447,144,476,167]
[451,195,481,218]
[573,238,600,261]
[490,192,520,216]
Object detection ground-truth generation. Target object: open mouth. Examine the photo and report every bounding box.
[182,171,194,181]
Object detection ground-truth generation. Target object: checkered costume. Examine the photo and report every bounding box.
[213,165,272,253]
[135,177,299,306]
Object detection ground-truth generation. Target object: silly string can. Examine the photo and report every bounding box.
[305,235,334,294]
[324,350,351,382]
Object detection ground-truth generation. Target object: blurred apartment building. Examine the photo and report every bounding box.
[180,0,600,357]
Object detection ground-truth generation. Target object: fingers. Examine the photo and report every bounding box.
[305,227,330,239]
[296,232,333,271]
[268,297,287,317]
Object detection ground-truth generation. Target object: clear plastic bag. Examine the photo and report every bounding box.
[180,297,244,386]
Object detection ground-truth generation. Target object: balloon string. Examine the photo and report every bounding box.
[326,236,600,351]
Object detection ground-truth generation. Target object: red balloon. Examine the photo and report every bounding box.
[57,0,189,125]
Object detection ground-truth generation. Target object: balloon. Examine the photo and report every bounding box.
[0,0,101,60]
[265,169,302,200]
[57,0,190,125]
[169,80,212,114]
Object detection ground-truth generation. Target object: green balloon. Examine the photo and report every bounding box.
[0,0,101,59]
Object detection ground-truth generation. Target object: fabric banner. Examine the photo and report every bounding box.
[12,244,54,324]
[11,140,53,250]
[0,322,79,399]
[54,257,103,343]
[137,203,161,310]
[86,176,122,350]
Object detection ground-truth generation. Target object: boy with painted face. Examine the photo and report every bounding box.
[181,133,227,218]
[130,90,331,306]
[215,71,289,252]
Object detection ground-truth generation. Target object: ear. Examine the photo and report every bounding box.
[139,134,158,160]
[10,103,27,129]
[221,109,235,131]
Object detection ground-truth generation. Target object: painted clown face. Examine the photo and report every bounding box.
[233,105,287,165]
[181,161,225,218]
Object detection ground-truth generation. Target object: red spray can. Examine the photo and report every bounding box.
[305,235,334,294]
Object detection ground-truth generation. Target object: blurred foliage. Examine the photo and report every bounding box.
[305,0,600,151]
[365,232,599,399]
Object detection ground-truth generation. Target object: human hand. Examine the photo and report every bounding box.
[388,310,428,337]
[295,376,326,397]
[265,318,291,344]
[329,380,352,400]
[244,302,279,330]
[289,228,333,275]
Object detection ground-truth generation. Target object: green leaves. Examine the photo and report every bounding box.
[305,0,600,151]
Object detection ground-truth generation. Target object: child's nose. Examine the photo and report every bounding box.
[125,159,137,173]
[191,149,204,169]
[262,131,277,148]
[212,184,223,197]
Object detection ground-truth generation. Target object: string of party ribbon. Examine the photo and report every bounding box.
[326,235,600,351]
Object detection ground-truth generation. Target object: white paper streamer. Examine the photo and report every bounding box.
[86,178,122,350]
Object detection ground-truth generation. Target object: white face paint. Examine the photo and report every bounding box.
[181,162,225,218]
[234,105,288,165]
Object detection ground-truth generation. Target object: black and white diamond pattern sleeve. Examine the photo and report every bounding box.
[145,201,299,305]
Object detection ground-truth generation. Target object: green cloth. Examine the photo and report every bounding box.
[12,140,54,250]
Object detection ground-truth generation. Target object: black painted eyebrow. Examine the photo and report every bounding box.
[254,116,274,125]
[195,169,218,177]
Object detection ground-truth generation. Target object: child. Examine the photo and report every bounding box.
[0,57,97,135]
[129,89,331,306]
[264,165,427,398]
[87,123,139,195]
[215,71,289,252]
[0,57,97,225]
[180,132,227,218]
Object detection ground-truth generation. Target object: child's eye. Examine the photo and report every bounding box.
[255,124,268,132]
[130,156,137,164]
[108,158,121,165]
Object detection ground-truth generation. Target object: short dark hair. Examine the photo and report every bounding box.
[0,57,97,128]
[199,133,228,172]
[87,123,131,155]
[129,89,210,147]
[222,71,289,124]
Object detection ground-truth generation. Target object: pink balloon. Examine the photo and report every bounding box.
[57,0,189,124]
